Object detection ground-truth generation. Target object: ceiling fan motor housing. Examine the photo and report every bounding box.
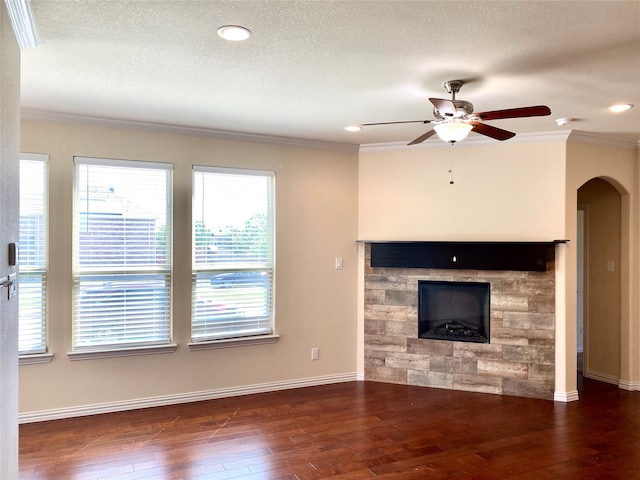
[433,100,474,120]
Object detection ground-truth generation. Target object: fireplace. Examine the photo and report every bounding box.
[418,280,490,343]
[364,242,555,399]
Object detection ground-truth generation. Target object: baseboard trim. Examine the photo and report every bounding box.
[584,370,620,385]
[19,372,360,424]
[554,390,580,402]
[618,380,640,391]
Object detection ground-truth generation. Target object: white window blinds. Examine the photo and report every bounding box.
[73,157,172,351]
[192,166,274,342]
[19,154,48,355]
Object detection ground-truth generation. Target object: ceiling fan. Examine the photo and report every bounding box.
[362,80,551,145]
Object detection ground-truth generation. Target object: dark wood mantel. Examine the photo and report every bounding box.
[369,241,565,272]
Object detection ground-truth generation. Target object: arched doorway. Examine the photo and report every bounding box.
[577,178,622,388]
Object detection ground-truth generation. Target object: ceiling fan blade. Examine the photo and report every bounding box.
[470,121,516,141]
[429,98,456,117]
[408,129,437,145]
[472,105,551,121]
[361,120,432,126]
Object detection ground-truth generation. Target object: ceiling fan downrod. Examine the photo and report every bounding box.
[444,80,464,101]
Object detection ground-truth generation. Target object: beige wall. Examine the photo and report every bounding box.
[359,141,567,241]
[359,135,640,399]
[577,179,621,380]
[566,140,639,390]
[19,120,359,415]
[17,122,639,416]
[359,137,569,396]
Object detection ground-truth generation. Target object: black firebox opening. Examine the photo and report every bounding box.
[418,280,490,343]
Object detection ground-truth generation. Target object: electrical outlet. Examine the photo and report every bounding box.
[311,347,319,360]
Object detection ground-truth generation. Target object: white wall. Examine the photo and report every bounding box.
[19,120,360,416]
[0,5,21,476]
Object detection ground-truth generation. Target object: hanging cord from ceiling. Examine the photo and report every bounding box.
[448,143,455,185]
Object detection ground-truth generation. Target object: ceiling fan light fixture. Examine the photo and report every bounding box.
[433,121,473,143]
[217,25,251,41]
[555,117,574,126]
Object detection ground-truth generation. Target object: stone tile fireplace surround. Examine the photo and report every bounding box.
[364,243,556,400]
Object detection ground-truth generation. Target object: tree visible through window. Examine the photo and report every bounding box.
[192,166,274,342]
[72,157,173,351]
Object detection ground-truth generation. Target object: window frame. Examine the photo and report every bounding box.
[18,153,51,363]
[189,165,277,349]
[70,156,176,359]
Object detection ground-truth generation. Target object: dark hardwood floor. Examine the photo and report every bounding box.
[19,378,640,480]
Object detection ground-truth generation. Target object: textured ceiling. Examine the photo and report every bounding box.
[21,0,640,147]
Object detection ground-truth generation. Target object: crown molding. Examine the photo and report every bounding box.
[566,131,640,150]
[360,130,639,152]
[4,0,39,50]
[20,110,638,153]
[20,109,359,153]
[359,130,571,152]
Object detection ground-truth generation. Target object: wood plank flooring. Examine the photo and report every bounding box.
[19,378,640,479]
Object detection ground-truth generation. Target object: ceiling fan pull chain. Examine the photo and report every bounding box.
[448,144,455,185]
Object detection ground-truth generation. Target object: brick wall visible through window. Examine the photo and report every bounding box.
[72,157,173,351]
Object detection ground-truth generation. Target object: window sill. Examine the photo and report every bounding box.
[67,343,178,361]
[19,353,54,365]
[188,334,280,351]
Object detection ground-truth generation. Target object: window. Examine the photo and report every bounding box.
[192,166,274,343]
[72,157,172,352]
[19,153,48,355]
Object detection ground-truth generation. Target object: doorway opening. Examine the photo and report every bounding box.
[577,178,622,390]
[577,205,586,389]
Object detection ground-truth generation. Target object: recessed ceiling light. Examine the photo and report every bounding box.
[344,125,362,132]
[555,118,574,126]
[217,25,251,41]
[608,104,633,113]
